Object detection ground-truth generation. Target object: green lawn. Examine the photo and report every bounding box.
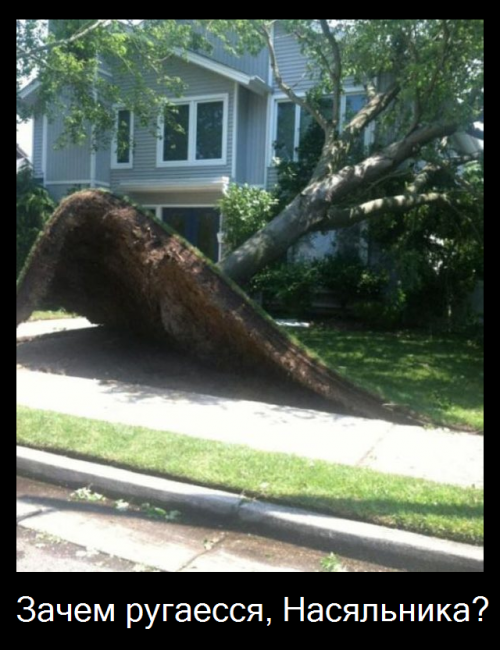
[17,406,483,545]
[292,327,484,431]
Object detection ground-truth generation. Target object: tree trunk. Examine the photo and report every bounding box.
[220,122,456,283]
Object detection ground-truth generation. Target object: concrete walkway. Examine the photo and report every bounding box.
[17,367,483,488]
[16,319,483,571]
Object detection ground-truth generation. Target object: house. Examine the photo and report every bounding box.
[20,22,367,262]
[16,143,30,172]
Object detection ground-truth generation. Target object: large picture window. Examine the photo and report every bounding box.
[158,95,228,166]
[272,92,367,163]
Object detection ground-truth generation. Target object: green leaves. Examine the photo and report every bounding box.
[16,167,55,277]
[219,184,278,253]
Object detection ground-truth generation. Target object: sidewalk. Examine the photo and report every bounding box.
[16,319,483,571]
[17,368,483,488]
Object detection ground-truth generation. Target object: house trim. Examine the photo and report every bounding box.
[118,176,230,193]
[45,179,111,187]
[231,82,239,179]
[156,94,229,168]
[268,92,306,166]
[31,120,36,172]
[19,79,41,100]
[90,148,97,187]
[41,115,48,177]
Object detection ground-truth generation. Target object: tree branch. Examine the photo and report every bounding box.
[407,152,482,193]
[342,83,400,144]
[261,22,328,132]
[17,20,112,60]
[318,192,452,230]
[319,19,342,130]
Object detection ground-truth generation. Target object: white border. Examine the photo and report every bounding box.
[231,83,239,180]
[156,94,228,168]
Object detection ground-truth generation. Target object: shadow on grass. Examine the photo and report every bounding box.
[295,329,484,429]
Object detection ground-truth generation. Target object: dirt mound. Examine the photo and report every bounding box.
[16,190,414,423]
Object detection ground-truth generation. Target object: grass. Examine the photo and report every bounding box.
[293,327,484,431]
[17,406,483,545]
[29,310,78,321]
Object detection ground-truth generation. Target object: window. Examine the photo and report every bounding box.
[158,95,228,166]
[111,108,133,168]
[162,207,220,261]
[272,92,368,163]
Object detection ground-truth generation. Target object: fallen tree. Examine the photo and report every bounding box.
[17,190,419,424]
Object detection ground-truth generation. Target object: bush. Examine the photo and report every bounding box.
[250,262,322,318]
[250,254,389,320]
[218,184,278,253]
[318,253,388,309]
[17,167,55,276]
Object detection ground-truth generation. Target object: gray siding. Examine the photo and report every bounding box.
[32,114,44,178]
[206,37,269,81]
[95,145,111,186]
[45,182,90,203]
[179,20,270,81]
[111,57,234,192]
[236,88,267,185]
[273,21,318,92]
[45,113,91,183]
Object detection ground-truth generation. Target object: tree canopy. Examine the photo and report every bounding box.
[17,20,206,145]
[17,19,484,284]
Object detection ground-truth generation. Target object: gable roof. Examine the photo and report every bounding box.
[17,143,29,161]
[19,49,271,101]
[176,49,270,95]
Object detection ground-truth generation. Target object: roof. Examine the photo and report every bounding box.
[17,143,30,161]
[175,49,270,95]
[18,50,271,101]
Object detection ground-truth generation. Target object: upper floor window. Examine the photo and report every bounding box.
[111,108,133,169]
[157,95,228,167]
[272,92,367,164]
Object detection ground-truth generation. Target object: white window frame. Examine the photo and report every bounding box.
[269,87,372,165]
[111,106,134,169]
[269,93,305,165]
[156,94,229,168]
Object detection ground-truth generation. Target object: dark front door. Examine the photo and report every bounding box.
[162,207,220,262]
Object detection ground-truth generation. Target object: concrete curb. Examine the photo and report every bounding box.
[17,446,483,572]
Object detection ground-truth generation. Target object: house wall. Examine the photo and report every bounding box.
[177,20,270,81]
[110,57,235,194]
[205,33,269,81]
[236,87,268,186]
[32,114,44,178]
[273,21,318,93]
[45,112,91,183]
[95,145,111,186]
[45,183,91,203]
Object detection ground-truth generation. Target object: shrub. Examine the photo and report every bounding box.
[250,261,322,318]
[318,253,388,309]
[218,184,278,253]
[17,167,55,276]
